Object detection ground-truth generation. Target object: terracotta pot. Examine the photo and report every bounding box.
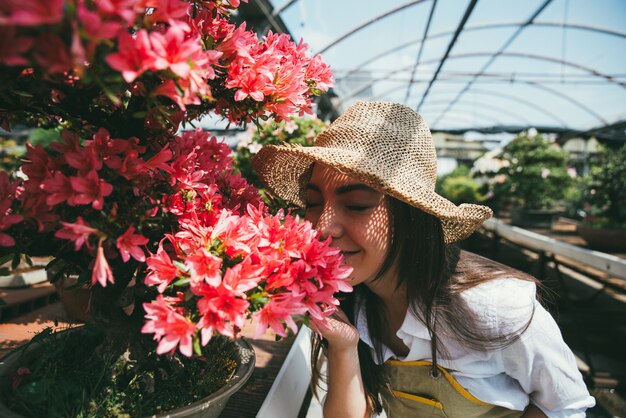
[0,329,256,418]
[577,224,626,252]
[47,269,91,322]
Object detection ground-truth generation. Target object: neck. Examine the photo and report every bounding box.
[365,268,408,318]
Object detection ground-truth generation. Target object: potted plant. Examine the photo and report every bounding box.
[0,1,350,416]
[435,164,485,206]
[577,144,626,252]
[493,131,573,228]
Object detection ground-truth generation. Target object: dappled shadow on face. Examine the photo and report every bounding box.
[304,164,396,287]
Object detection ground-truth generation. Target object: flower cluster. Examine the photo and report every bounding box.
[1,0,343,359]
[142,205,352,356]
[4,123,352,357]
[0,0,333,134]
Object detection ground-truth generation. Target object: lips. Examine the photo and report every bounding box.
[341,250,360,258]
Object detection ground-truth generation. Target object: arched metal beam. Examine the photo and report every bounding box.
[419,100,534,126]
[420,110,500,126]
[271,0,299,17]
[336,21,626,83]
[515,80,608,125]
[338,53,621,124]
[415,0,478,111]
[404,0,438,105]
[432,0,552,123]
[374,84,569,127]
[316,0,429,55]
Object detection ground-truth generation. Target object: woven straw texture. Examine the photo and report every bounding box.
[251,101,492,243]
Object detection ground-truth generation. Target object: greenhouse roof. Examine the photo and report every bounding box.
[242,0,626,142]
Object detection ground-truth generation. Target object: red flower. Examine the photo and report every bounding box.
[55,217,99,251]
[142,295,196,357]
[106,30,164,83]
[70,170,113,210]
[92,241,115,287]
[0,26,33,66]
[116,226,149,262]
[145,241,179,292]
[0,172,22,247]
[185,248,222,287]
[1,0,64,26]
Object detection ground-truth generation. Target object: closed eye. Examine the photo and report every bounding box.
[346,205,372,212]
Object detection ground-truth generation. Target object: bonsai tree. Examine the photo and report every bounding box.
[495,131,573,211]
[435,164,485,205]
[582,144,626,230]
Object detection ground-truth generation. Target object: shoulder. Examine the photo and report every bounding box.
[458,277,537,336]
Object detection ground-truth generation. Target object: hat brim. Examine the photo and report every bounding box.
[251,144,492,244]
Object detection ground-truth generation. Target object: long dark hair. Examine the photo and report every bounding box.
[310,197,537,411]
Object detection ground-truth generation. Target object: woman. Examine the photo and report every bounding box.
[252,101,595,417]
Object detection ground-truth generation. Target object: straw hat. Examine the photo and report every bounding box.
[251,101,492,243]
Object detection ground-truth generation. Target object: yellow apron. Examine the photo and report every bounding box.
[380,360,525,418]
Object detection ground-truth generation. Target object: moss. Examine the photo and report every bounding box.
[3,326,239,417]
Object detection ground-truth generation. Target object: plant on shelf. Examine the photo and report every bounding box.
[493,131,573,227]
[0,1,349,416]
[435,164,485,206]
[577,144,626,250]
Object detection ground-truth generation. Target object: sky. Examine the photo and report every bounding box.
[268,0,626,133]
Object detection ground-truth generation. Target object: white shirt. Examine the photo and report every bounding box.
[355,278,596,418]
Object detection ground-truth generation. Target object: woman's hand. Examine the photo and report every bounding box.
[312,308,360,352]
[311,309,371,418]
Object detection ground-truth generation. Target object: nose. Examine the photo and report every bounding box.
[315,204,343,240]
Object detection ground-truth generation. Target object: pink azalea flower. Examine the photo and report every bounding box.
[305,54,334,91]
[106,30,165,83]
[1,0,64,26]
[185,248,222,287]
[69,170,113,210]
[253,294,306,338]
[0,26,33,66]
[150,24,203,78]
[196,308,231,346]
[210,210,255,257]
[145,241,179,292]
[92,241,115,287]
[142,295,196,357]
[138,0,191,23]
[227,64,269,102]
[0,172,22,247]
[77,4,121,41]
[42,171,74,207]
[222,256,264,294]
[195,284,248,342]
[55,217,99,251]
[33,35,72,75]
[116,226,149,263]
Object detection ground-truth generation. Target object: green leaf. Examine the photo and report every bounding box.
[11,253,20,270]
[193,338,202,356]
[172,260,189,273]
[172,278,190,287]
[0,253,14,266]
[0,267,10,276]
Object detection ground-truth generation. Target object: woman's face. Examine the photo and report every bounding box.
[304,164,392,287]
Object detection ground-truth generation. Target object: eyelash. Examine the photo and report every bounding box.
[305,203,372,212]
[346,205,371,212]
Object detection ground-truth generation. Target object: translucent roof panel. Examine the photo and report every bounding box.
[269,0,626,136]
